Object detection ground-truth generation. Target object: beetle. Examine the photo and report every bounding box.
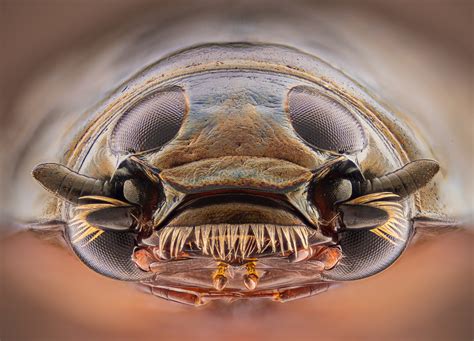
[2,4,465,307]
[24,43,448,306]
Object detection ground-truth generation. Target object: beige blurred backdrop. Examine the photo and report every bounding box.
[0,1,473,340]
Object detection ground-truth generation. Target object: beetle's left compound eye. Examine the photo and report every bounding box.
[111,87,187,154]
[287,86,367,153]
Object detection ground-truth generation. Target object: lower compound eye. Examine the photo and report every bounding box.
[323,228,410,281]
[110,86,187,154]
[66,224,152,281]
[287,86,367,154]
[324,198,412,281]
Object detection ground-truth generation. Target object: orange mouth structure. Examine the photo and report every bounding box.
[131,190,343,305]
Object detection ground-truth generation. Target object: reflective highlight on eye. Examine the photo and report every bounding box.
[287,86,367,153]
[111,87,186,154]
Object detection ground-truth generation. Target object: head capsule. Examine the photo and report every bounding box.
[32,44,440,291]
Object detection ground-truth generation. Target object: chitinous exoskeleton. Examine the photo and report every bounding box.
[25,43,449,305]
[3,4,466,306]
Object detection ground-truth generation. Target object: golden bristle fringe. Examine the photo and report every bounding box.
[156,224,315,261]
[70,196,130,245]
[347,192,407,245]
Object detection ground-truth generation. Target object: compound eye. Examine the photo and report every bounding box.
[324,195,412,281]
[66,226,152,281]
[324,227,411,281]
[287,86,367,153]
[111,87,187,154]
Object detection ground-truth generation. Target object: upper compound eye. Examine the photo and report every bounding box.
[287,86,367,154]
[111,87,187,154]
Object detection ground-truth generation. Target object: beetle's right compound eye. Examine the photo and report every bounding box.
[111,87,187,154]
[287,86,367,154]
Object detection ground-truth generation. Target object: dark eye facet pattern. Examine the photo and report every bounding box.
[324,226,410,281]
[111,87,186,154]
[287,86,367,153]
[66,226,153,281]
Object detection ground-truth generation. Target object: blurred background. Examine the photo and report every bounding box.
[0,1,472,340]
